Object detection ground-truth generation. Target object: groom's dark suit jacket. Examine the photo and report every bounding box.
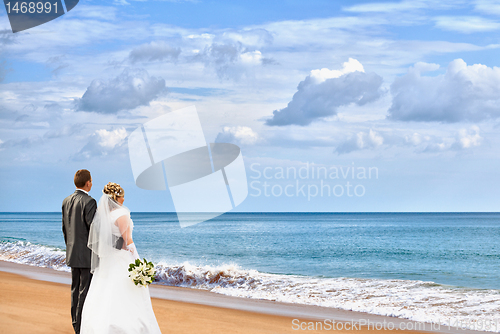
[62,190,97,268]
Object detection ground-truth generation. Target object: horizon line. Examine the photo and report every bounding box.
[1,211,499,214]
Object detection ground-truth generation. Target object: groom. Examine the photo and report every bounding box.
[62,169,97,334]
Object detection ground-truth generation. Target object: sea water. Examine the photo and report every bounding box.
[1,212,500,330]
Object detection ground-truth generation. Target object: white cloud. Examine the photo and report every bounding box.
[367,129,385,147]
[2,6,147,59]
[266,59,383,126]
[342,0,473,16]
[190,41,267,80]
[1,6,497,165]
[388,59,500,122]
[310,58,364,83]
[343,0,426,13]
[96,127,128,149]
[75,127,128,160]
[72,5,119,21]
[177,28,275,80]
[455,126,482,149]
[399,131,452,152]
[422,141,451,152]
[404,133,424,146]
[240,50,263,65]
[475,0,500,16]
[76,68,167,113]
[187,33,214,40]
[411,61,441,73]
[333,126,483,155]
[129,41,181,63]
[402,127,482,152]
[335,129,384,154]
[215,126,260,145]
[434,16,500,33]
[420,127,483,152]
[219,29,274,47]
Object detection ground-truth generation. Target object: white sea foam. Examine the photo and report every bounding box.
[0,240,69,272]
[1,241,500,331]
[153,262,500,331]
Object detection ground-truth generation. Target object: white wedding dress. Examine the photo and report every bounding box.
[81,207,162,334]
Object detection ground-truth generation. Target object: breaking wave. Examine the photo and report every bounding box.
[2,240,500,331]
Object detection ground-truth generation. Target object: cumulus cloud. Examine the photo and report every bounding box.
[266,58,383,126]
[388,59,500,122]
[193,42,267,79]
[219,29,274,47]
[75,127,128,160]
[335,129,384,154]
[404,132,425,146]
[333,126,482,155]
[95,128,128,148]
[129,41,181,63]
[185,30,273,80]
[75,68,167,113]
[453,126,482,149]
[215,126,260,145]
[403,127,482,152]
[403,133,452,153]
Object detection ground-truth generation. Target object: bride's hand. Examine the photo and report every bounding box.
[126,242,140,259]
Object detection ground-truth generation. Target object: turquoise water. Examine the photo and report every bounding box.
[2,212,500,328]
[1,212,499,289]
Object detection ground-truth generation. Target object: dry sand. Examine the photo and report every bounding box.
[0,261,460,334]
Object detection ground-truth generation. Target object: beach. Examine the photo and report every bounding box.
[0,260,447,334]
[1,269,313,334]
[1,212,499,334]
[0,261,488,334]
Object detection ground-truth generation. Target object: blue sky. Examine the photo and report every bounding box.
[1,0,500,212]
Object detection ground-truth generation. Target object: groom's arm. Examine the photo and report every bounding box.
[84,198,97,230]
[62,202,67,244]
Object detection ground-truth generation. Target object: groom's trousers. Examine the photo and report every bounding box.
[71,267,92,334]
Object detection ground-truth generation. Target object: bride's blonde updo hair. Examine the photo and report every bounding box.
[103,182,124,201]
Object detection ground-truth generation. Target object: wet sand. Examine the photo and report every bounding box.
[0,261,472,334]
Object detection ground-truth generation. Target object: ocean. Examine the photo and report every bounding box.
[1,212,500,331]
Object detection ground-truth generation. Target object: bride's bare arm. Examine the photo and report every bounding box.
[116,215,133,247]
[115,215,139,259]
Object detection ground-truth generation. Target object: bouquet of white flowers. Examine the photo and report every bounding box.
[128,258,156,287]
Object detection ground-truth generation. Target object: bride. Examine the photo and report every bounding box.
[81,182,162,334]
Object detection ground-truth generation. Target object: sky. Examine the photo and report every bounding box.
[1,0,500,212]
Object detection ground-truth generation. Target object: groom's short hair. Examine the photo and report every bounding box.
[74,169,92,188]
